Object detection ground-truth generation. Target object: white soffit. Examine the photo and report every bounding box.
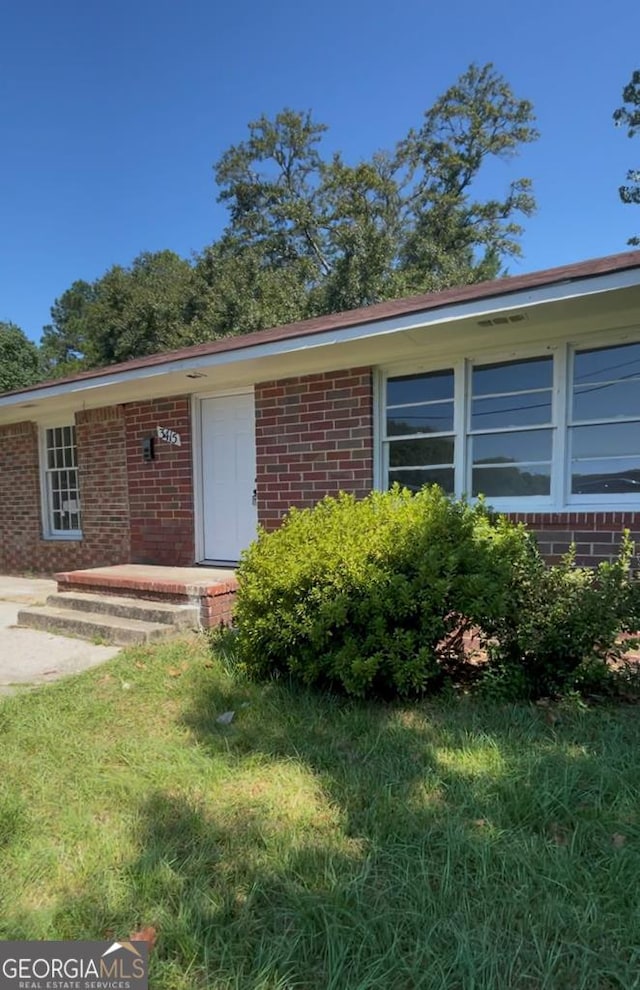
[1,265,640,414]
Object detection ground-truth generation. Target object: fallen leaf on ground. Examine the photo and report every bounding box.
[129,925,157,952]
[167,668,183,678]
[134,661,146,670]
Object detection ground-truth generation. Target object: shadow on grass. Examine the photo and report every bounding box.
[46,665,640,989]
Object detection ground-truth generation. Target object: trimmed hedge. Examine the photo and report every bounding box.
[234,486,639,699]
[235,487,515,696]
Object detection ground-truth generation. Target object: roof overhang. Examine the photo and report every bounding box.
[2,261,640,424]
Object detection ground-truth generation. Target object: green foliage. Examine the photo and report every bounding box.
[214,63,538,326]
[40,251,207,375]
[235,488,638,701]
[0,321,42,393]
[234,487,519,698]
[480,534,639,697]
[614,68,640,245]
[39,62,538,373]
[39,280,96,378]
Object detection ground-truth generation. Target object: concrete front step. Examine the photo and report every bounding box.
[45,592,199,628]
[55,564,239,629]
[17,605,176,646]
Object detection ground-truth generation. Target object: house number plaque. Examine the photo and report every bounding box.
[156,425,182,446]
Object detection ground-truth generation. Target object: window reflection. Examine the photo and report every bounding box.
[385,369,455,494]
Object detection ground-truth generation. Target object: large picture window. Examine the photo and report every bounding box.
[41,425,82,537]
[382,336,640,509]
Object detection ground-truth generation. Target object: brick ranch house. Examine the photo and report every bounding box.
[2,249,640,591]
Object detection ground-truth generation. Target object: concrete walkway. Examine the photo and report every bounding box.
[0,577,120,696]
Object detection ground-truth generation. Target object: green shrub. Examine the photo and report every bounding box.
[234,485,639,700]
[478,534,639,698]
[234,486,526,697]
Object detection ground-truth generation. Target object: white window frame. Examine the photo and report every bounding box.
[39,422,83,540]
[566,341,640,507]
[377,330,640,513]
[384,366,457,495]
[465,350,556,509]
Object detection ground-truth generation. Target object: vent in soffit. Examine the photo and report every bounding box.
[477,313,528,328]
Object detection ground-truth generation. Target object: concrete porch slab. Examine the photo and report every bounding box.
[55,564,239,628]
[56,564,237,595]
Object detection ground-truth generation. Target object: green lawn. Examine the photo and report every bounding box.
[1,637,639,989]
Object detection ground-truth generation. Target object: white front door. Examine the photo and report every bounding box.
[200,391,257,562]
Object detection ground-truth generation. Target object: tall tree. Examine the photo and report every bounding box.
[0,322,42,392]
[41,251,203,375]
[212,63,538,324]
[40,63,538,371]
[40,280,96,378]
[614,69,640,245]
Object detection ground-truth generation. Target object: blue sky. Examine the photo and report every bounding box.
[1,0,639,342]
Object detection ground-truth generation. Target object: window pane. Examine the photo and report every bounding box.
[574,342,640,385]
[571,422,640,459]
[472,465,551,497]
[389,437,455,468]
[389,467,455,494]
[473,356,552,396]
[387,369,454,406]
[573,379,640,423]
[571,460,640,495]
[472,429,552,465]
[387,402,453,436]
[44,424,81,534]
[471,392,552,430]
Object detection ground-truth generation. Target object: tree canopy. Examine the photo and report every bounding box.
[212,63,538,320]
[0,322,42,392]
[22,62,539,379]
[614,68,640,246]
[41,251,205,377]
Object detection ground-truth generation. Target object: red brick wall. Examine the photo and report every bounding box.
[124,396,195,565]
[255,368,374,529]
[510,512,640,568]
[76,406,131,565]
[0,397,196,575]
[0,410,130,575]
[4,380,640,578]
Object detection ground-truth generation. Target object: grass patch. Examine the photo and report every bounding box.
[1,636,640,988]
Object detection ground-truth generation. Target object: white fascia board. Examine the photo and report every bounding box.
[2,266,639,411]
